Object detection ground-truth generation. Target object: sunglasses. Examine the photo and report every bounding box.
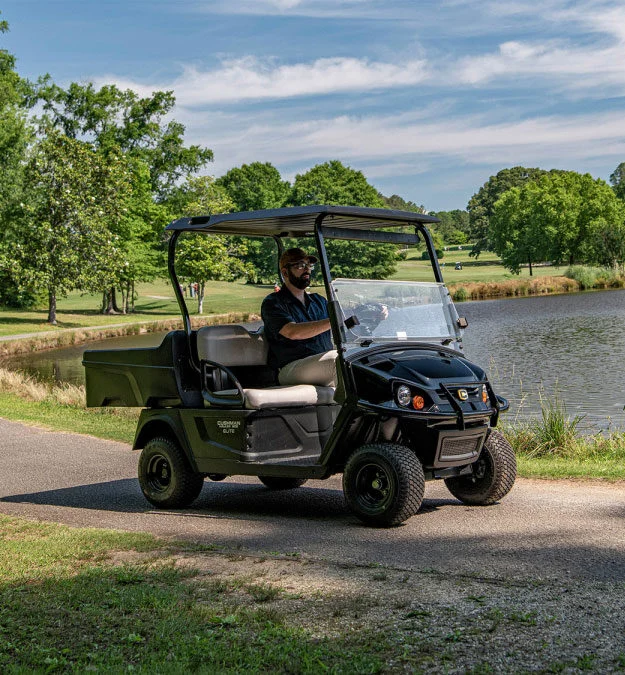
[288,262,315,271]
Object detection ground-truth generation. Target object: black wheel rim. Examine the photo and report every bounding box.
[354,462,395,514]
[146,454,172,493]
[473,458,487,480]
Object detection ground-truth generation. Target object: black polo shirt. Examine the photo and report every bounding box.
[261,286,333,370]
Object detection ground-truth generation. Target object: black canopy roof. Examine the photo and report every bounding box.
[166,205,440,237]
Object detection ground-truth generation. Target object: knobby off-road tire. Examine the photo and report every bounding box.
[138,437,204,508]
[343,443,425,528]
[259,477,308,490]
[444,429,516,505]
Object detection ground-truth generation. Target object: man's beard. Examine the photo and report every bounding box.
[288,269,311,290]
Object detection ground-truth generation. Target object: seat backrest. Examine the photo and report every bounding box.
[197,325,268,367]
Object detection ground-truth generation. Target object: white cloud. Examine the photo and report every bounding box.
[98,56,428,105]
[192,0,385,18]
[192,109,625,179]
[451,33,625,94]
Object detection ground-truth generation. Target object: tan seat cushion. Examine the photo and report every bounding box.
[213,385,336,409]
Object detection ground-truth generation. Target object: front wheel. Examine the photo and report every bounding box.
[343,443,425,528]
[444,429,516,505]
[259,477,307,490]
[138,437,204,508]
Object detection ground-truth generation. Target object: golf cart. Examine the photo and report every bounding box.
[83,205,516,527]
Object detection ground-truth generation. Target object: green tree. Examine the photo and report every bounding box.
[105,159,170,314]
[31,80,211,308]
[431,210,470,245]
[0,16,35,306]
[289,161,397,279]
[289,160,384,208]
[379,194,425,213]
[217,162,290,284]
[490,184,557,275]
[6,133,133,324]
[490,171,625,274]
[170,176,247,314]
[610,162,625,201]
[217,162,290,211]
[33,81,213,199]
[467,167,552,257]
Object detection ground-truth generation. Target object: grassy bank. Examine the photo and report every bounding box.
[1,368,624,481]
[0,311,260,357]
[447,275,580,302]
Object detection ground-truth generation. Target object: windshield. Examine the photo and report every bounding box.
[332,279,462,345]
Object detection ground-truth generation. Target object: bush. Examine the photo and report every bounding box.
[564,265,624,290]
[420,249,444,261]
[0,271,42,309]
[452,287,468,302]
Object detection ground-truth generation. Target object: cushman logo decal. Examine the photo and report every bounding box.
[217,420,241,434]
[457,389,469,401]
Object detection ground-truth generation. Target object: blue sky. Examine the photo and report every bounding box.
[2,0,624,211]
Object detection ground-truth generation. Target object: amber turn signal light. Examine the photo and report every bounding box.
[481,386,488,403]
[412,395,425,410]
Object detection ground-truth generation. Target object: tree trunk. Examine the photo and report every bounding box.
[102,289,115,314]
[103,287,123,314]
[130,281,136,313]
[528,255,533,276]
[48,290,57,325]
[111,287,122,313]
[198,282,205,314]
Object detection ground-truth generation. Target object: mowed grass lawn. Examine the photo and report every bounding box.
[0,251,568,337]
[0,280,274,337]
[393,248,566,283]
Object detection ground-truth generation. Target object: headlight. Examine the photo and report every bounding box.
[396,385,412,407]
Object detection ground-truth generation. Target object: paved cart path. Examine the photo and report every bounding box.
[1,417,624,583]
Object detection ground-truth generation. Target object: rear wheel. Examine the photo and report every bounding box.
[138,437,204,508]
[343,443,425,527]
[444,429,516,505]
[259,477,307,490]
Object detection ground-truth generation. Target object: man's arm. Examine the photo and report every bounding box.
[279,318,331,340]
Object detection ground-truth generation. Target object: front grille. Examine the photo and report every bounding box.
[435,428,487,466]
[440,435,481,459]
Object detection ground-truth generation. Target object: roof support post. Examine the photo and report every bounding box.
[168,231,200,372]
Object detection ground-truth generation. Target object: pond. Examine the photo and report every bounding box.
[4,288,625,431]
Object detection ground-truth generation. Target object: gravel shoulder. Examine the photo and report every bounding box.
[117,546,625,673]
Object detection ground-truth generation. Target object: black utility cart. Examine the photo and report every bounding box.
[83,206,516,527]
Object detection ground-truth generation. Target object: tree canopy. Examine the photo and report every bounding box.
[33,80,213,200]
[431,210,470,245]
[216,162,290,212]
[610,162,625,202]
[490,171,625,274]
[171,176,248,314]
[216,162,290,284]
[5,133,133,323]
[467,167,553,257]
[289,161,397,279]
[379,194,425,213]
